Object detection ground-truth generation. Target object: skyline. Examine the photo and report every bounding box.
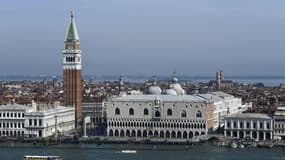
[1,0,285,76]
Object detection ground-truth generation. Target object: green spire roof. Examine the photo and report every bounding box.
[65,10,80,41]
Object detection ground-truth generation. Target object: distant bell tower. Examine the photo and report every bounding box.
[63,10,82,128]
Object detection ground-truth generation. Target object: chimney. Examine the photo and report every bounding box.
[32,100,37,111]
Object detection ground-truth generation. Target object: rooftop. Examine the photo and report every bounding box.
[107,94,207,103]
[211,91,233,99]
[198,94,223,103]
[226,113,271,119]
[0,103,32,111]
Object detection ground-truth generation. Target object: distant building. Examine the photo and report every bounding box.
[273,107,285,139]
[63,10,82,128]
[209,70,235,90]
[224,113,273,141]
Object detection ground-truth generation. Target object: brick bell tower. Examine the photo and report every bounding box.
[63,10,82,128]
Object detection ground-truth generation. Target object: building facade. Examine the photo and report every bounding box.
[0,102,32,137]
[273,107,285,139]
[199,92,250,131]
[224,113,273,141]
[63,10,82,127]
[105,95,214,140]
[25,103,75,137]
[0,102,75,138]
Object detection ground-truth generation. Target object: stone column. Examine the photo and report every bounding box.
[237,120,240,129]
[263,132,266,140]
[250,131,253,139]
[237,131,240,138]
[257,131,259,141]
[230,131,233,137]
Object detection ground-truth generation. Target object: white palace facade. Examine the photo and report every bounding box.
[105,94,214,139]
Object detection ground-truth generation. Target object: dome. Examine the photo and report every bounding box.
[147,86,162,95]
[172,77,178,83]
[165,89,177,95]
[169,83,185,95]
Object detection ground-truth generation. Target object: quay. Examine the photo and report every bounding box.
[1,134,285,149]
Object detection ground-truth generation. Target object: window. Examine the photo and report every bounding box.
[29,119,32,126]
[247,122,250,129]
[196,111,202,118]
[0,113,1,117]
[3,113,5,117]
[18,113,20,118]
[22,113,24,117]
[34,119,37,126]
[167,109,172,116]
[253,122,256,129]
[181,110,187,118]
[233,122,237,128]
[267,122,270,129]
[260,122,263,129]
[115,108,120,115]
[240,122,243,128]
[14,113,17,117]
[155,111,160,117]
[143,108,149,115]
[129,108,134,115]
[39,119,42,126]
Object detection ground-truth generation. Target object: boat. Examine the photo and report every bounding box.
[121,150,137,153]
[23,155,63,160]
[230,142,238,149]
[239,144,245,149]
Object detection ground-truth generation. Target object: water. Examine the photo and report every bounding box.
[1,75,285,86]
[2,143,285,160]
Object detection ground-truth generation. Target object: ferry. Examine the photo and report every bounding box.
[23,155,63,160]
[121,150,137,154]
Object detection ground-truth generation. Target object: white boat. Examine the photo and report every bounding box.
[230,142,238,149]
[121,150,137,153]
[23,155,63,160]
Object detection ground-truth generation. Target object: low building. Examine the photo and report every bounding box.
[25,102,75,137]
[0,102,33,137]
[105,94,214,140]
[224,113,273,141]
[273,107,285,139]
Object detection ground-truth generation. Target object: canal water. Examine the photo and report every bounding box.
[2,143,285,160]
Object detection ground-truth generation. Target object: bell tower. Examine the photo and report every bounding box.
[63,10,82,128]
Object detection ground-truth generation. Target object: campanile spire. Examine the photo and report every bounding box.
[63,10,82,128]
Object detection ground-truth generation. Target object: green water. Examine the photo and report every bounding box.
[1,143,285,160]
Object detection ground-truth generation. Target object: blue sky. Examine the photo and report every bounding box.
[0,0,285,76]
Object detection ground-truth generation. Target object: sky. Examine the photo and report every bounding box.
[0,0,285,77]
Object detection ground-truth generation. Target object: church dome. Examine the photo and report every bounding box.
[165,89,178,95]
[147,86,162,95]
